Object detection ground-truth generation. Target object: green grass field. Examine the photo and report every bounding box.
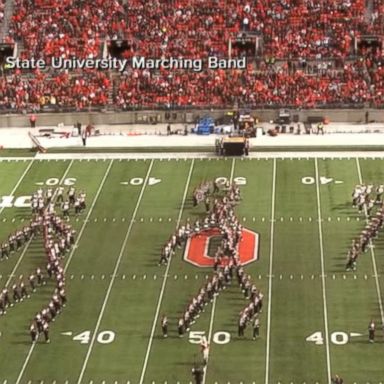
[0,155,383,384]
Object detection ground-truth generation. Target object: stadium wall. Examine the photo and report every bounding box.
[0,108,383,128]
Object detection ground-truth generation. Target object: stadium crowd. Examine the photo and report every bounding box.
[0,72,110,110]
[7,0,383,60]
[0,0,383,110]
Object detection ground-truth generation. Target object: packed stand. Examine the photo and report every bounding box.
[114,57,384,108]
[8,0,382,60]
[1,0,384,109]
[0,72,110,111]
[7,0,124,60]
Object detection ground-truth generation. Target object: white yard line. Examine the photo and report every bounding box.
[77,159,154,384]
[355,158,384,326]
[4,160,74,288]
[138,159,195,384]
[15,159,114,384]
[314,158,332,384]
[202,158,236,384]
[0,159,34,216]
[229,157,236,182]
[264,158,276,384]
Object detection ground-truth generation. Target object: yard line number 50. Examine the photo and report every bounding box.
[189,331,231,345]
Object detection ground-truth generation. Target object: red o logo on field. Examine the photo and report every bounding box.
[184,227,259,267]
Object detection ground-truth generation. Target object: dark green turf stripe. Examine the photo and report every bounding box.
[268,159,328,382]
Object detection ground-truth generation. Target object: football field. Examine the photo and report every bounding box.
[0,155,383,384]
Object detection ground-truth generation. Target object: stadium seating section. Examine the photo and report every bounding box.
[0,0,383,110]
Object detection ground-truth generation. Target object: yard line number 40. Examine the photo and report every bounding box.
[306,331,361,345]
[72,330,115,345]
